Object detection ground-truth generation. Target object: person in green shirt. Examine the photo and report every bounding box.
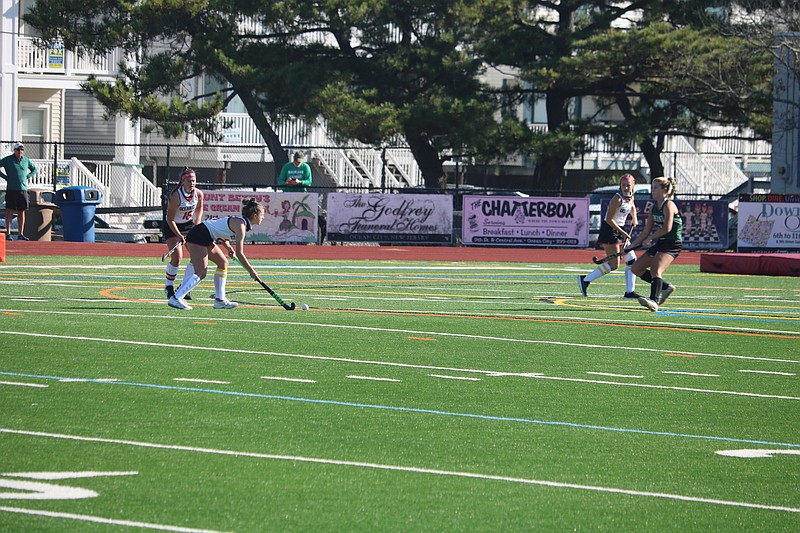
[0,142,38,240]
[277,151,312,192]
[627,176,683,312]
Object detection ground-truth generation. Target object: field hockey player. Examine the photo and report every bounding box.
[163,167,204,300]
[578,174,640,299]
[169,198,265,310]
[627,176,682,312]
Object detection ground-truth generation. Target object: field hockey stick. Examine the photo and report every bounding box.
[592,244,641,265]
[161,241,182,262]
[257,280,296,310]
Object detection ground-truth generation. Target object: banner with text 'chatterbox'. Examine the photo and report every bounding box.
[462,195,589,247]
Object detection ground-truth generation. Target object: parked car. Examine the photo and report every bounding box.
[588,184,651,248]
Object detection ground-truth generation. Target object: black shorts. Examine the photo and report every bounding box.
[598,221,626,245]
[646,239,682,258]
[185,223,214,247]
[162,220,195,240]
[5,190,29,211]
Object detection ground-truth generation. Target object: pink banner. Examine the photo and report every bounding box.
[462,195,589,247]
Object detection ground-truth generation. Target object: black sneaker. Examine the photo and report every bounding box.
[577,275,589,297]
[17,235,29,241]
[658,284,675,305]
[164,286,175,299]
[623,291,642,299]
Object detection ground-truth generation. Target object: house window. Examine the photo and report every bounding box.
[20,106,48,159]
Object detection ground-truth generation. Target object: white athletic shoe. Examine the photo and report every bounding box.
[213,298,238,309]
[168,296,192,310]
[637,296,659,312]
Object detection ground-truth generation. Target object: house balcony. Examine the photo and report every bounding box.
[15,36,119,88]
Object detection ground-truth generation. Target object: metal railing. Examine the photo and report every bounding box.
[16,36,120,76]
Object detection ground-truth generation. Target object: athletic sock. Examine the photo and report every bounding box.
[214,268,228,300]
[641,270,653,284]
[585,262,612,283]
[183,262,195,282]
[175,274,201,300]
[165,263,179,287]
[650,277,663,301]
[624,265,636,293]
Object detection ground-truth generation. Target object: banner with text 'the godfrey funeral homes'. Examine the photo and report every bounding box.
[326,193,453,243]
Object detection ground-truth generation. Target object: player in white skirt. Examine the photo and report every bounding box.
[168,199,265,311]
[578,174,640,299]
[163,167,204,300]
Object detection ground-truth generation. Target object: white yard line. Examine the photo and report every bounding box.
[586,372,643,379]
[1,329,799,401]
[174,378,231,385]
[429,374,482,381]
[260,376,316,383]
[0,380,47,388]
[0,506,226,533]
[346,375,401,382]
[663,372,720,377]
[3,310,799,362]
[1,428,798,515]
[739,370,796,376]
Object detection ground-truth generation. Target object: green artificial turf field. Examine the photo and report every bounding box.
[1,254,798,531]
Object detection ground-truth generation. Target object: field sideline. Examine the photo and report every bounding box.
[0,244,797,532]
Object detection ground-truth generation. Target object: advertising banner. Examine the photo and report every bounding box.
[55,162,70,188]
[326,193,453,243]
[202,190,319,244]
[462,196,589,247]
[737,194,800,252]
[48,43,64,69]
[603,199,730,251]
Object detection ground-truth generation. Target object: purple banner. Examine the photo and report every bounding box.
[326,193,453,243]
[462,196,589,247]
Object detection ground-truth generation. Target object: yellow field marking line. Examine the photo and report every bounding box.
[97,286,287,311]
[95,287,799,340]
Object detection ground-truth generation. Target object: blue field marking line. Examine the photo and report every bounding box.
[656,309,796,323]
[3,370,798,450]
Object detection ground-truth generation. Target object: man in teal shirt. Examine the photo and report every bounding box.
[277,151,312,192]
[0,142,37,240]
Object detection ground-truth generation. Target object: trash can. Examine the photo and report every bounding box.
[23,188,59,241]
[54,186,101,242]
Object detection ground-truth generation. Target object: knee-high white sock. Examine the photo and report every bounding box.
[625,265,636,293]
[175,273,201,300]
[165,263,179,287]
[182,262,195,284]
[585,262,612,283]
[214,268,228,300]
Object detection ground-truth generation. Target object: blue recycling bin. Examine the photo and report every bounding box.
[54,186,101,242]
